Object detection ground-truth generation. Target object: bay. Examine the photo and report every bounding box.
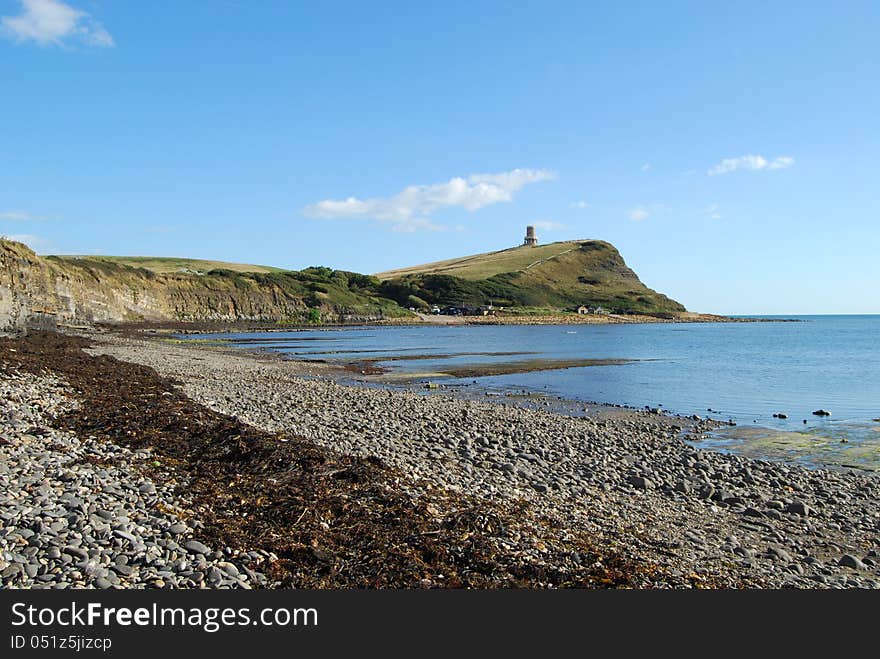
[185,315,880,470]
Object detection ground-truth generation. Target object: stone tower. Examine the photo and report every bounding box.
[523,225,538,246]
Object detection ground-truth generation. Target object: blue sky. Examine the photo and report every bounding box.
[1,1,877,314]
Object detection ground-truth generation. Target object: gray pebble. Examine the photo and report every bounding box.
[184,540,211,556]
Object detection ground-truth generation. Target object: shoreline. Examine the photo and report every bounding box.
[3,328,879,589]
[155,324,880,473]
[91,312,801,337]
[188,321,878,474]
[151,328,728,434]
[0,332,655,589]
[76,330,880,586]
[0,331,716,589]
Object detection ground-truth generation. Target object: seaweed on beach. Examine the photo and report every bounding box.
[1,331,703,588]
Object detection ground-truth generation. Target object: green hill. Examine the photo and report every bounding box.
[55,255,284,275]
[375,240,686,314]
[2,238,686,330]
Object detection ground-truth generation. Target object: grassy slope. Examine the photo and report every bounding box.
[375,240,686,314]
[55,255,284,274]
[376,241,586,281]
[16,239,683,317]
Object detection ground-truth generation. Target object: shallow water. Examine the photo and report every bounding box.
[184,315,880,469]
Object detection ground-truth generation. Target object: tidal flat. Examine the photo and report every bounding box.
[354,356,637,379]
[703,424,880,472]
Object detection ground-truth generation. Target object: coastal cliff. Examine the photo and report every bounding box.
[0,240,403,330]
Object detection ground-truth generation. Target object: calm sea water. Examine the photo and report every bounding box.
[187,316,880,470]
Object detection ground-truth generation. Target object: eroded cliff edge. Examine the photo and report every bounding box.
[0,240,402,330]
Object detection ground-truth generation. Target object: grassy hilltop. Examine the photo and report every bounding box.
[375,240,686,314]
[57,255,285,275]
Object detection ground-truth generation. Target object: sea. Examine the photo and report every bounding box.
[185,315,880,471]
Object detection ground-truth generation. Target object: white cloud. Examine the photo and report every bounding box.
[1,0,114,47]
[532,220,564,231]
[569,201,590,209]
[304,168,556,232]
[641,163,652,172]
[628,207,650,221]
[0,210,37,221]
[708,154,794,176]
[767,156,795,170]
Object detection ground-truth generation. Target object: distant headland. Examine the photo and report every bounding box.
[2,228,732,331]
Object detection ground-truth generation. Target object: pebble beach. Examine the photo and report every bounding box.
[0,369,269,589]
[3,329,880,589]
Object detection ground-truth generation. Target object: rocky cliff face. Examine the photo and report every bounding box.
[0,240,395,330]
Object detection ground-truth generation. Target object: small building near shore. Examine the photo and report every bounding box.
[577,305,589,314]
